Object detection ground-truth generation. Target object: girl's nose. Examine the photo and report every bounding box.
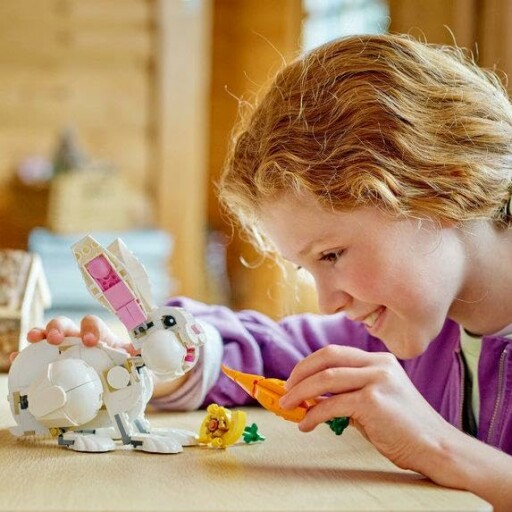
[316,281,351,315]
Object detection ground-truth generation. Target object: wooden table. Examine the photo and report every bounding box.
[0,375,491,512]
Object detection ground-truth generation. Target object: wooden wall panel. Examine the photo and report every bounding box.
[153,0,212,300]
[478,0,512,84]
[388,0,478,49]
[208,0,306,317]
[0,0,154,213]
[388,1,512,108]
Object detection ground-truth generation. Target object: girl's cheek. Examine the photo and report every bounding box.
[347,268,382,294]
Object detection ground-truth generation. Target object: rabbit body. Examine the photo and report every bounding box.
[7,235,207,454]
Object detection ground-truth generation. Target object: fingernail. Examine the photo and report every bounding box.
[83,333,97,344]
[279,396,289,408]
[47,329,62,345]
[27,328,41,340]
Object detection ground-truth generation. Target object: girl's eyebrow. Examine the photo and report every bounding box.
[298,235,337,256]
[298,241,315,256]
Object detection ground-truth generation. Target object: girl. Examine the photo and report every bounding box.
[27,34,512,509]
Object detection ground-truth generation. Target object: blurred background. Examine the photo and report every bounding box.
[0,0,510,328]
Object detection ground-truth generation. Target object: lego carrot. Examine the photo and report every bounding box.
[222,365,349,435]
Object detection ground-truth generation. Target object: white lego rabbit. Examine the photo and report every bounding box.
[7,235,207,454]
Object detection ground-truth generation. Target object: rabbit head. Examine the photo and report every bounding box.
[72,235,205,379]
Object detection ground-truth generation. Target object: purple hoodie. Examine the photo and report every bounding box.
[165,297,512,454]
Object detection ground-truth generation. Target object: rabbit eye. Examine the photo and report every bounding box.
[162,315,177,328]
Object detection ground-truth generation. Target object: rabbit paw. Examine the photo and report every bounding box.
[150,427,199,446]
[132,433,183,454]
[65,433,116,453]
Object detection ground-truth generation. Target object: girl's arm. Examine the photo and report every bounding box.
[422,426,512,512]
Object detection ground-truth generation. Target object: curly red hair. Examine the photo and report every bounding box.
[220,34,512,249]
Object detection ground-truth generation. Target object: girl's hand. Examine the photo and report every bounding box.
[25,315,135,353]
[279,345,456,477]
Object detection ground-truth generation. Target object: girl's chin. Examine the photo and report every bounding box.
[380,335,430,360]
[372,312,439,359]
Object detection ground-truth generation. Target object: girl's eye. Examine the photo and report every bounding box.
[320,250,344,263]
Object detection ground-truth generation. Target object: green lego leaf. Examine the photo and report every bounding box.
[242,423,266,443]
[326,416,350,436]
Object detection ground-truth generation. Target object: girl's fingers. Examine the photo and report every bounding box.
[298,392,360,432]
[286,345,377,389]
[80,315,128,349]
[25,314,133,353]
[27,327,47,343]
[45,316,81,335]
[280,366,373,409]
[44,317,81,345]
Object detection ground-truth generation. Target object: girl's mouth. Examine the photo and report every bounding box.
[362,306,386,329]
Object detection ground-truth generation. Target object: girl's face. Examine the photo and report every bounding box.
[259,191,467,359]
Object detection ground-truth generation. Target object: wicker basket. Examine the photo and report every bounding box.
[0,320,20,371]
[10,169,132,236]
[48,169,132,233]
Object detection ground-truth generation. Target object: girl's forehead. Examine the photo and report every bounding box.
[260,189,329,216]
[258,192,433,256]
[258,193,371,252]
[260,191,362,227]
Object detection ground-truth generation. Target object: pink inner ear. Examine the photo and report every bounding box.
[86,255,121,291]
[104,281,133,309]
[86,255,110,278]
[85,254,147,329]
[117,300,147,330]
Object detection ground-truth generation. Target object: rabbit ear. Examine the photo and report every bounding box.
[72,235,150,331]
[107,239,155,310]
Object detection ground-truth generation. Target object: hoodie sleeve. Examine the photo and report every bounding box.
[149,296,387,410]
